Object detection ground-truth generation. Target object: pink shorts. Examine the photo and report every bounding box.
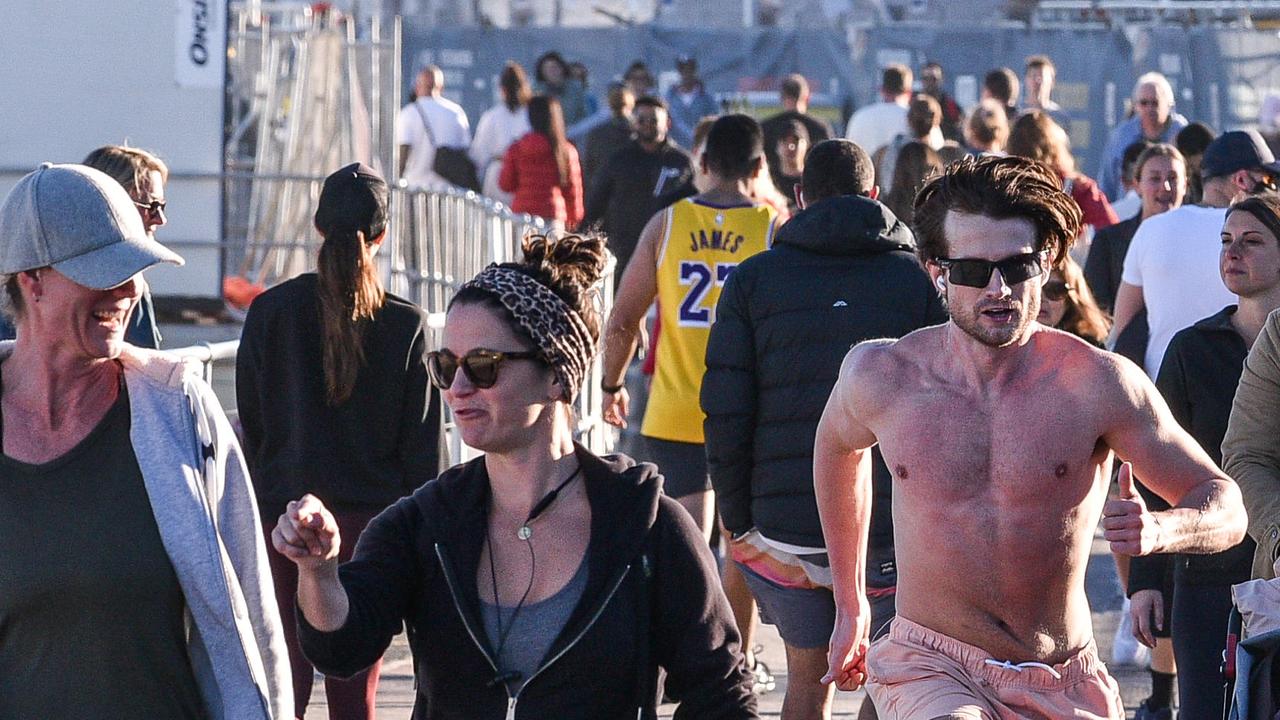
[865,617,1124,719]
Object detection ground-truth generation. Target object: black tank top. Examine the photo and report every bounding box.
[0,377,206,718]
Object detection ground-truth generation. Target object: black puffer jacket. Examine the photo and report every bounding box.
[703,195,947,551]
[299,445,755,720]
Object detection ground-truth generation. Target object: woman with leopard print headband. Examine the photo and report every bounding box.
[275,233,758,718]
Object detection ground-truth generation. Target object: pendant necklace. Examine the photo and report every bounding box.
[486,461,583,682]
[515,464,583,540]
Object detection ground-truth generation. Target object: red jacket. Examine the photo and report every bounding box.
[498,132,583,226]
[1065,173,1119,232]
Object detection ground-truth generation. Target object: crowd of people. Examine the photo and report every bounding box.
[6,45,1280,720]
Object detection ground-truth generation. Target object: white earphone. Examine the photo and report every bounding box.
[936,277,946,290]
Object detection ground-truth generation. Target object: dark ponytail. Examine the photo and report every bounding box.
[314,163,389,406]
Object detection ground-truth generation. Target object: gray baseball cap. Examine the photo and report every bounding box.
[0,163,184,290]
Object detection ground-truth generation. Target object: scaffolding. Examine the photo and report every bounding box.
[223,2,398,293]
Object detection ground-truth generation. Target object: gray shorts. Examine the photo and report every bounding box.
[641,436,711,498]
[738,561,897,650]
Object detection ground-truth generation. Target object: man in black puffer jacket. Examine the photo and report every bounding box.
[703,139,946,720]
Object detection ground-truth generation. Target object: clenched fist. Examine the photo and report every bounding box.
[272,494,342,568]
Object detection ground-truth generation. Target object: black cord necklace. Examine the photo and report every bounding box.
[485,462,583,683]
[516,464,583,540]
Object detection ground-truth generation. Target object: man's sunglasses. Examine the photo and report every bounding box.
[1251,173,1278,194]
[935,252,1047,289]
[134,199,167,216]
[426,348,542,390]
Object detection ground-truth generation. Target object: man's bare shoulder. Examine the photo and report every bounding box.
[1032,326,1147,398]
[840,325,946,385]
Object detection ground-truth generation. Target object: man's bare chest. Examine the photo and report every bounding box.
[868,384,1108,505]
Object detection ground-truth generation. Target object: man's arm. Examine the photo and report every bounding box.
[397,145,411,179]
[1106,281,1145,350]
[1223,311,1280,577]
[1102,354,1247,556]
[814,342,885,690]
[600,209,664,428]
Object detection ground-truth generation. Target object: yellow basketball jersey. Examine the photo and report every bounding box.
[641,198,778,443]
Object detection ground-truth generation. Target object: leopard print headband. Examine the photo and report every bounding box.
[461,264,596,402]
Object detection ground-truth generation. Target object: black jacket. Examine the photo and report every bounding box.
[702,195,947,551]
[1129,306,1256,593]
[1083,213,1140,313]
[299,446,756,720]
[236,273,439,512]
[581,140,693,274]
[582,116,633,193]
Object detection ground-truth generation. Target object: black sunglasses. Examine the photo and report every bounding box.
[935,252,1047,289]
[1042,281,1070,301]
[1251,173,1278,194]
[134,199,167,216]
[426,348,542,390]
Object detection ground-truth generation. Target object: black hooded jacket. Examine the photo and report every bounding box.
[703,195,947,552]
[298,445,756,720]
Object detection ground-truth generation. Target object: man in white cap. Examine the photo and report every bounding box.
[0,163,292,720]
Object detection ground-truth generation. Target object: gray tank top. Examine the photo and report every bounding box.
[481,557,589,694]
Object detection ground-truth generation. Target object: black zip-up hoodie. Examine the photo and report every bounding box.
[703,194,947,557]
[299,445,756,719]
[1128,306,1256,594]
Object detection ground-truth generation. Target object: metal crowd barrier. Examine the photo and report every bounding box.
[386,185,617,464]
[170,340,241,386]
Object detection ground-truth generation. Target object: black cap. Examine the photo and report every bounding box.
[1201,130,1280,179]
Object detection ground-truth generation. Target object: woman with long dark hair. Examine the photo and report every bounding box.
[272,233,756,719]
[533,50,589,127]
[1037,256,1111,346]
[471,61,533,203]
[237,163,439,720]
[500,94,584,228]
[882,140,943,226]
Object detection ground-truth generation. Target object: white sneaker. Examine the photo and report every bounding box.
[1111,598,1151,666]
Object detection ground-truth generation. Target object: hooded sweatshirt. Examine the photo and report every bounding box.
[703,194,948,550]
[298,445,756,719]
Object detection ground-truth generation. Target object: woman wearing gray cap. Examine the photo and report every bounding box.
[0,163,292,719]
[271,233,757,719]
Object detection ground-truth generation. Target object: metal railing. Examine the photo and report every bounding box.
[386,185,617,464]
[217,177,617,465]
[170,339,241,386]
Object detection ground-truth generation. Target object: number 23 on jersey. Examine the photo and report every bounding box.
[678,261,737,327]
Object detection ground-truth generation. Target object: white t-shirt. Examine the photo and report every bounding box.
[395,96,472,190]
[468,104,530,201]
[1110,189,1142,221]
[1121,204,1233,377]
[844,101,908,159]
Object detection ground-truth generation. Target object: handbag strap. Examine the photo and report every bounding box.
[411,99,436,146]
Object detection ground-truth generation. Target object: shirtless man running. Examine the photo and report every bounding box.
[815,155,1247,719]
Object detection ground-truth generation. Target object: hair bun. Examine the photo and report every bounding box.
[520,232,608,301]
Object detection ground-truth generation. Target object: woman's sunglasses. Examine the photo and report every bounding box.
[1042,281,1070,301]
[426,348,542,390]
[935,252,1047,288]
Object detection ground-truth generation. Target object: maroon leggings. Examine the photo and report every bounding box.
[264,507,382,720]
